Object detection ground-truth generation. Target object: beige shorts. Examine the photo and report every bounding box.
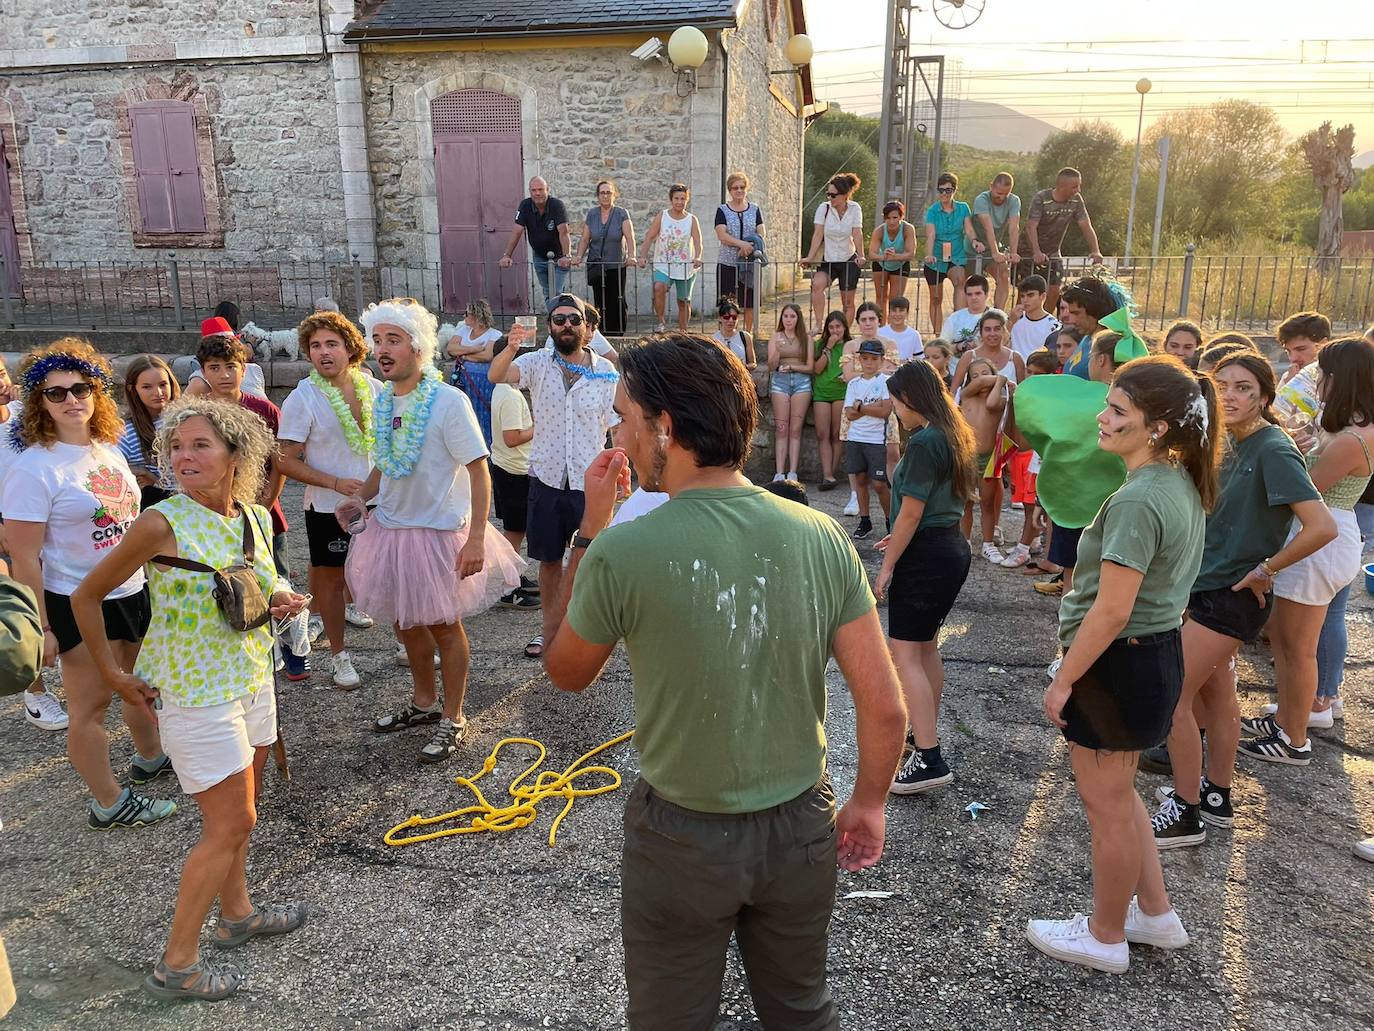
[158,687,278,796]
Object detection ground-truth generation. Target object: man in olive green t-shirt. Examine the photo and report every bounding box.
[545,334,907,1031]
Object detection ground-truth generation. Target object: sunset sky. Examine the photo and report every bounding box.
[806,1,1373,151]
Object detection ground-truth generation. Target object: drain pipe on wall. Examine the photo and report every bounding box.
[718,28,731,200]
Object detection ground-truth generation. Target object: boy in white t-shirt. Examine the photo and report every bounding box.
[877,295,923,362]
[941,274,991,354]
[842,340,892,541]
[1008,274,1060,361]
[488,345,540,609]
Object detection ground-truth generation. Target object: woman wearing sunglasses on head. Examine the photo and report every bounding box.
[1,339,175,829]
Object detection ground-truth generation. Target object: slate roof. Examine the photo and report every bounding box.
[345,0,741,40]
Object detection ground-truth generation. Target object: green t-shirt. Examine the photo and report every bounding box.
[891,424,964,530]
[1059,462,1205,648]
[1192,424,1320,592]
[566,485,874,814]
[812,337,847,402]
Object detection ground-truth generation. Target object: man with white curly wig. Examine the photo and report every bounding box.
[338,298,525,763]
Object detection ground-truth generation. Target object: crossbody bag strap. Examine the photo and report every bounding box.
[240,510,257,565]
[151,506,259,572]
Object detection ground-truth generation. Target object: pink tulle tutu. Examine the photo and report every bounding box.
[345,518,526,629]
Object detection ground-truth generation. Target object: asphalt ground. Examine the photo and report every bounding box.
[1,480,1371,1030]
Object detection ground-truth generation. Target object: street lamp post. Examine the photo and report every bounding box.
[1123,77,1152,266]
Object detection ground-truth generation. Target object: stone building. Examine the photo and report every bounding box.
[0,0,816,322]
[344,0,819,316]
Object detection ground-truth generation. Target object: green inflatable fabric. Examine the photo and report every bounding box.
[1013,375,1126,530]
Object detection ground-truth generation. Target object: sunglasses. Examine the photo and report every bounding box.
[825,191,839,198]
[937,186,955,194]
[550,313,585,327]
[720,314,739,321]
[41,382,95,403]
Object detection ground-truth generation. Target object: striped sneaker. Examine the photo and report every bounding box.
[1238,728,1311,766]
[1239,712,1278,738]
[88,788,178,830]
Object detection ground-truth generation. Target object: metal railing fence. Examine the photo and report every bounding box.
[4,248,1373,341]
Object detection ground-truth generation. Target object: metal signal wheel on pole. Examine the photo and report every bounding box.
[933,0,985,29]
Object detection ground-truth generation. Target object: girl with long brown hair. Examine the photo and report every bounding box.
[1031,355,1220,973]
[878,359,977,794]
[1151,351,1333,849]
[119,354,181,507]
[768,302,813,482]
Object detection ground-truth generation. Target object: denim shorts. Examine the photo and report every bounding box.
[1187,585,1273,644]
[770,370,813,397]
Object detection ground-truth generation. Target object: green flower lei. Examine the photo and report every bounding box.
[309,368,375,457]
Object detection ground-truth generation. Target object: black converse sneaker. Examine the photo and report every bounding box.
[890,747,953,795]
[1151,795,1206,849]
[1240,712,1278,738]
[1239,728,1311,766]
[852,517,873,541]
[1155,779,1234,829]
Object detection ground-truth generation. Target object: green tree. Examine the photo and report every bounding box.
[1032,120,1129,253]
[801,109,880,251]
[1137,101,1287,246]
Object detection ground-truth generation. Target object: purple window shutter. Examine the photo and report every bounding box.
[130,106,174,232]
[129,101,207,234]
[161,105,207,233]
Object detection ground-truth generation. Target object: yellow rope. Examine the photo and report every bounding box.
[383,731,634,848]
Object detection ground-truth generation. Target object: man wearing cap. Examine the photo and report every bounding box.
[497,177,572,306]
[337,298,524,762]
[184,316,269,399]
[488,294,619,659]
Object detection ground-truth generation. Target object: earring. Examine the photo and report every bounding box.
[1149,433,1159,446]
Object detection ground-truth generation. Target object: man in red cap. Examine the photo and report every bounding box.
[185,316,269,399]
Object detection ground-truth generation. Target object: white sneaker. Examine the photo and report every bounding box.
[331,651,361,690]
[843,491,859,516]
[981,542,1005,564]
[1000,544,1031,568]
[1260,702,1334,729]
[787,470,799,482]
[1026,914,1129,974]
[307,614,325,645]
[772,472,785,483]
[345,603,375,629]
[1332,697,1345,720]
[1354,838,1374,862]
[393,642,439,668]
[1124,898,1190,949]
[23,688,68,731]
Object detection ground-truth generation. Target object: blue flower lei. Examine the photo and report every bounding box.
[551,349,620,383]
[373,366,442,479]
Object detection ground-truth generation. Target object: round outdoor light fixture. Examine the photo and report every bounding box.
[784,33,814,67]
[668,26,709,69]
[1136,77,1153,94]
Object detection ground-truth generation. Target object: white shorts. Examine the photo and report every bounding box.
[158,688,278,796]
[1273,509,1362,606]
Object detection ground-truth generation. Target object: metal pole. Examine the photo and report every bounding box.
[875,0,901,212]
[1124,89,1147,264]
[1180,242,1195,317]
[1150,136,1170,259]
[0,254,14,329]
[167,251,185,331]
[930,56,945,204]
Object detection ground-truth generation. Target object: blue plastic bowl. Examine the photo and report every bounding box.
[1365,562,1374,596]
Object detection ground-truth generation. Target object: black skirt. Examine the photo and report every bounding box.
[1062,628,1183,751]
[887,524,971,642]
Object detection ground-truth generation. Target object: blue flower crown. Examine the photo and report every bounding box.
[20,353,114,395]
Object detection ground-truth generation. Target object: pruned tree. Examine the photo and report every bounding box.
[1298,121,1356,268]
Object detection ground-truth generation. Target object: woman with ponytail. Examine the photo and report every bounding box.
[876,359,977,794]
[1150,352,1334,850]
[1030,355,1219,975]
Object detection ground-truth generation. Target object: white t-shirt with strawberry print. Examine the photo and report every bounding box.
[2,441,145,598]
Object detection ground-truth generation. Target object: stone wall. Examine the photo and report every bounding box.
[0,61,349,263]
[4,0,322,52]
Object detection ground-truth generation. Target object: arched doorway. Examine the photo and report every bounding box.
[432,89,526,315]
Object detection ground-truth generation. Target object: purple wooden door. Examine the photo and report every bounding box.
[433,90,526,314]
[0,133,20,298]
[130,101,207,234]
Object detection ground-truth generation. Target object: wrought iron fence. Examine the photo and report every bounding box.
[3,249,1373,341]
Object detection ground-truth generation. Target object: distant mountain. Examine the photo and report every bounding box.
[857,99,1057,154]
[1356,150,1374,170]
